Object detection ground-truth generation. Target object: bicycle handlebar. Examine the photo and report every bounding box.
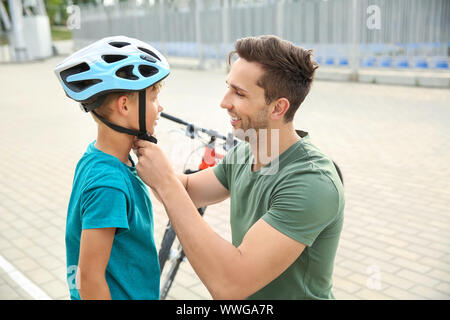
[160,112,189,126]
[160,112,238,149]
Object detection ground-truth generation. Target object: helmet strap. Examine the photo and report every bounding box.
[90,89,157,144]
[137,89,158,144]
[91,109,141,137]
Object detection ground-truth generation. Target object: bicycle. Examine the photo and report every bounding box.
[157,112,344,299]
[157,112,237,299]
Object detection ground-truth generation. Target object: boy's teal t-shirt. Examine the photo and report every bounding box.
[65,141,160,300]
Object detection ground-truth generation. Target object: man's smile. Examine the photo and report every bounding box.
[229,113,241,125]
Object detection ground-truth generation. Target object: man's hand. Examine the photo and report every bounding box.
[133,139,178,192]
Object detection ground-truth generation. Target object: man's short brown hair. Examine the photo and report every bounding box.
[228,35,319,122]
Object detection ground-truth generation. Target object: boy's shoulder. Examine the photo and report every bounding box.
[74,143,131,193]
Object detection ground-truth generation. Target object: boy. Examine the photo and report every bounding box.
[54,35,170,299]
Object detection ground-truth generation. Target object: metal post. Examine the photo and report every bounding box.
[7,0,28,61]
[159,0,167,57]
[222,0,229,71]
[0,0,11,30]
[36,0,46,15]
[276,0,284,38]
[0,0,11,61]
[195,0,204,69]
[350,0,360,81]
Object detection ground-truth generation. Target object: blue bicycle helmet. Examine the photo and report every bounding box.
[54,35,170,143]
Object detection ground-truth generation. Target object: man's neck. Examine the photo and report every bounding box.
[249,124,300,172]
[95,125,134,166]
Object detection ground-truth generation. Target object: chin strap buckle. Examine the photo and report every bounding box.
[138,132,158,144]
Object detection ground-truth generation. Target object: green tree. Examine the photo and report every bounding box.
[45,0,67,25]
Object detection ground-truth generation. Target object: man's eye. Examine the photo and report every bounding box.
[235,91,244,97]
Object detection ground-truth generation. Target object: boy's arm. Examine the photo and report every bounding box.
[78,228,116,300]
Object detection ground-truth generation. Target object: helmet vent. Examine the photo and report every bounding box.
[138,65,158,78]
[67,79,102,93]
[102,55,127,64]
[109,41,131,48]
[116,65,139,80]
[60,62,90,82]
[138,47,161,61]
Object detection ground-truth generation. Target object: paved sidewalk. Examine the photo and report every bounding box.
[0,56,449,300]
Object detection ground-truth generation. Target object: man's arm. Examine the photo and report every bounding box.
[77,228,115,300]
[149,169,229,208]
[177,168,230,208]
[134,140,304,299]
[158,176,305,299]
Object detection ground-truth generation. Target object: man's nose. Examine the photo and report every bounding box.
[220,92,232,110]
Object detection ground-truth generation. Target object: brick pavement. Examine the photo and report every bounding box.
[0,56,449,300]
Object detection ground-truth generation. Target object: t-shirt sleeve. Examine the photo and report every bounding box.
[213,156,229,190]
[262,172,339,247]
[213,141,249,191]
[214,143,240,191]
[81,187,130,234]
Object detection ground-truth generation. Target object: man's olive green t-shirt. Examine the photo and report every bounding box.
[213,131,345,299]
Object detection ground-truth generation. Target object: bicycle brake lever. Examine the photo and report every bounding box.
[185,124,197,139]
[224,133,237,151]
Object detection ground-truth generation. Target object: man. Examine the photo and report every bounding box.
[134,35,345,299]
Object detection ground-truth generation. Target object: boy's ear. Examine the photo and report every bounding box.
[115,95,130,115]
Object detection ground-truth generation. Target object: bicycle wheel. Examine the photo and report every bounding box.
[158,206,207,299]
[160,242,185,300]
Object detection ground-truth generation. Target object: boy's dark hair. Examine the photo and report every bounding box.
[90,81,163,123]
[228,35,319,122]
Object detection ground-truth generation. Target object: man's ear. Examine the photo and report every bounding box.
[270,98,290,121]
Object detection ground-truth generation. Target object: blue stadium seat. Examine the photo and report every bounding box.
[363,57,376,67]
[434,57,449,69]
[325,57,335,65]
[380,57,393,67]
[396,57,409,68]
[415,58,428,68]
[339,57,349,66]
